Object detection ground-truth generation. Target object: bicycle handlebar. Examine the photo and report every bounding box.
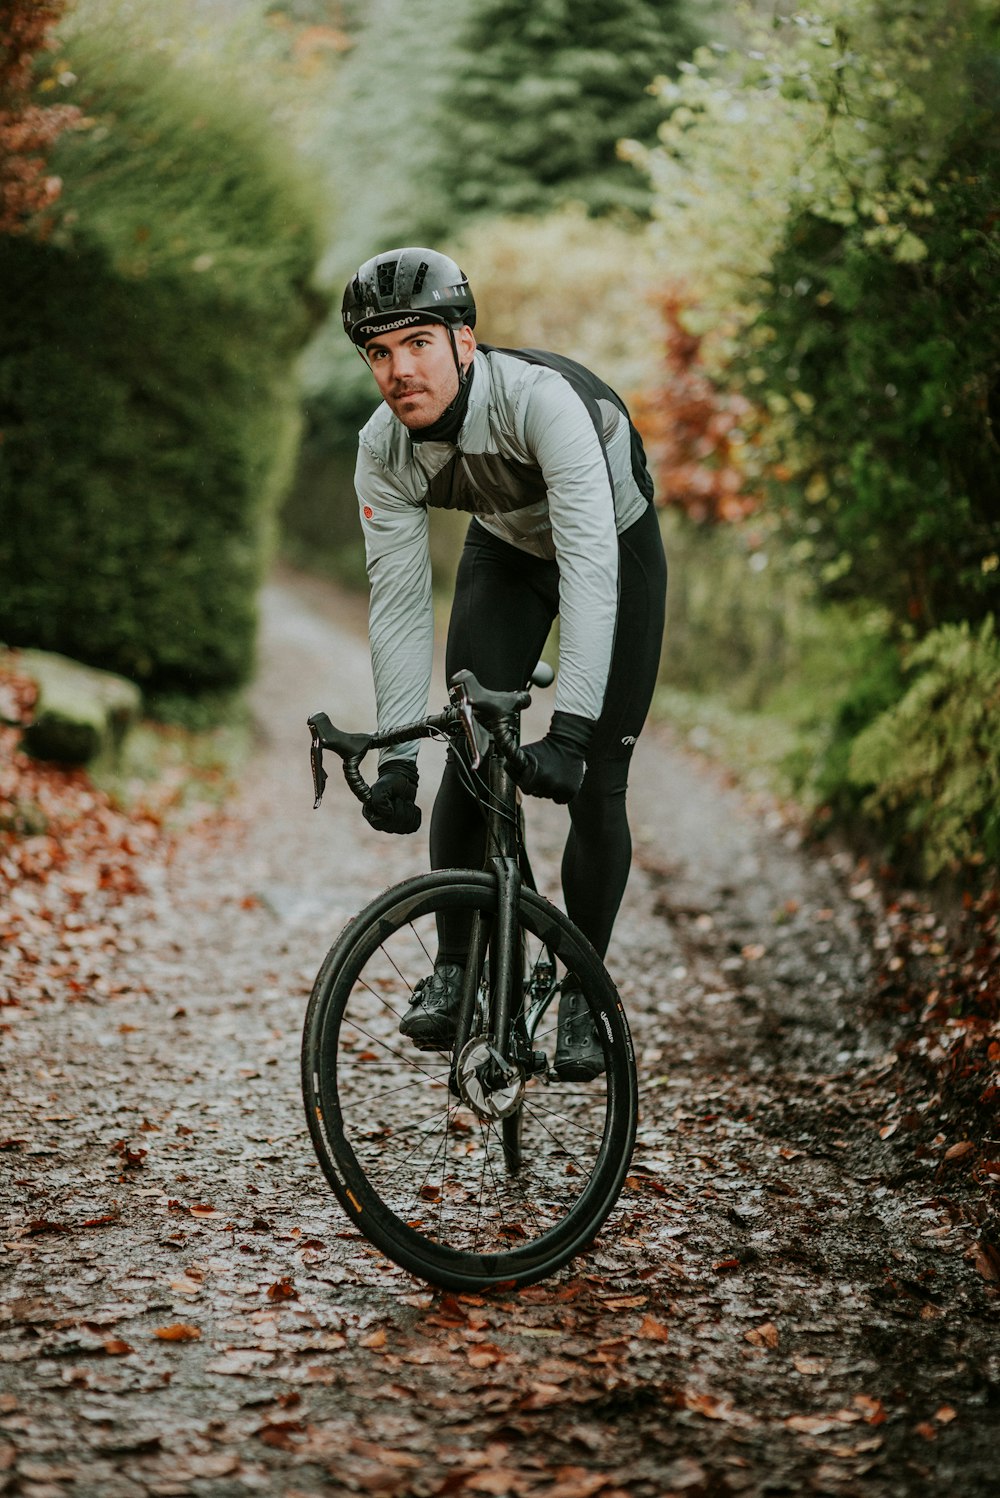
[308,670,531,810]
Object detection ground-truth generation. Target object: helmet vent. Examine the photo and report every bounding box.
[412,261,430,295]
[377,260,399,300]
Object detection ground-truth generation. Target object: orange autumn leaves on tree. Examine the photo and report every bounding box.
[0,0,79,235]
[633,291,761,525]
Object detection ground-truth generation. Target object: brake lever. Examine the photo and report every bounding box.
[309,724,328,809]
[451,683,481,771]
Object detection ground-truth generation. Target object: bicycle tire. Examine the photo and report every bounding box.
[301,869,637,1291]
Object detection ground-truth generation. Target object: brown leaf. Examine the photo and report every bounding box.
[915,1421,937,1441]
[359,1328,387,1349]
[744,1321,779,1348]
[935,1405,958,1424]
[786,1414,848,1435]
[548,1469,612,1498]
[852,1394,887,1425]
[792,1355,826,1375]
[266,1277,299,1302]
[103,1339,134,1356]
[969,1243,1000,1282]
[349,1440,420,1469]
[637,1314,670,1342]
[519,1382,575,1411]
[943,1140,975,1160]
[466,1474,521,1496]
[466,1342,504,1368]
[257,1420,306,1451]
[683,1391,735,1421]
[154,1324,201,1342]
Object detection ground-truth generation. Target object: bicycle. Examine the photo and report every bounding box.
[301,668,638,1290]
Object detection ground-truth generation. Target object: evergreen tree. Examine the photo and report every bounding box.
[426,0,702,225]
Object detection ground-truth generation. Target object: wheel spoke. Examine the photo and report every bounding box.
[303,872,635,1287]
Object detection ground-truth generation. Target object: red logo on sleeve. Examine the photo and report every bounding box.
[363,505,374,520]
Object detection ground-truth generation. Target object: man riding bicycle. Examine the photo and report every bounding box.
[342,247,667,1081]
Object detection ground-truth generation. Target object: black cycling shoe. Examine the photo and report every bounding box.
[398,962,465,1050]
[554,984,605,1082]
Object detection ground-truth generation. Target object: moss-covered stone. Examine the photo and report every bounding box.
[5,648,142,766]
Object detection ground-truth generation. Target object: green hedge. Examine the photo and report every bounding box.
[0,37,325,700]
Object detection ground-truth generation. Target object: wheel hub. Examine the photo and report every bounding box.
[456,1033,524,1121]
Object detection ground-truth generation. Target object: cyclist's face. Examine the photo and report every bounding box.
[364,323,476,429]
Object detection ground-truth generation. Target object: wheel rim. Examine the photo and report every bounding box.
[307,876,632,1281]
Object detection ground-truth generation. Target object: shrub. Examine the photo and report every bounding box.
[849,617,1000,877]
[0,21,325,701]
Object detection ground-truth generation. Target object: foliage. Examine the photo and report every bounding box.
[292,0,702,459]
[848,617,1000,878]
[427,0,703,228]
[639,1,1000,635]
[0,8,326,702]
[632,1,1000,874]
[0,0,80,234]
[630,291,761,524]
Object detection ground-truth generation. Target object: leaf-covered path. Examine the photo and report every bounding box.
[2,568,997,1498]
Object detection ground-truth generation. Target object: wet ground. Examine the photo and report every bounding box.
[2,567,997,1497]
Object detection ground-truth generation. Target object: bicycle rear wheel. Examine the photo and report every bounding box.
[301,869,637,1290]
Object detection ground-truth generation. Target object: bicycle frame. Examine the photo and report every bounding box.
[308,673,557,1090]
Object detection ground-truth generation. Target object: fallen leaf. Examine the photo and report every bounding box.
[466,1474,520,1496]
[466,1343,504,1368]
[103,1339,134,1356]
[154,1324,201,1342]
[170,1276,203,1297]
[637,1314,670,1342]
[786,1414,848,1435]
[944,1140,975,1161]
[547,1470,612,1498]
[349,1440,420,1468]
[359,1328,387,1349]
[257,1420,306,1451]
[853,1394,887,1425]
[683,1391,734,1421]
[935,1405,958,1425]
[915,1421,937,1441]
[520,1382,575,1410]
[969,1243,1000,1282]
[744,1322,779,1348]
[792,1355,826,1376]
[266,1277,299,1302]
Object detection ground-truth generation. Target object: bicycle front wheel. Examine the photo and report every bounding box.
[301,869,637,1291]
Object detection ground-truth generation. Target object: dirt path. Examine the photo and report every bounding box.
[2,568,996,1498]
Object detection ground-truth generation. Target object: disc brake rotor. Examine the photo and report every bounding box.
[455,1033,524,1121]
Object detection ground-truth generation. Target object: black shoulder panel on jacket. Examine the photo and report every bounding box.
[478,343,655,504]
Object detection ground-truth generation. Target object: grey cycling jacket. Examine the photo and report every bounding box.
[354,343,653,763]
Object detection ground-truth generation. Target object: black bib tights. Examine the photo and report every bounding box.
[430,503,667,963]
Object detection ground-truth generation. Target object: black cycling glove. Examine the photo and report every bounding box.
[515,711,593,805]
[363,759,421,834]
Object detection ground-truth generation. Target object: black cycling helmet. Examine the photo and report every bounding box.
[342,247,476,347]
